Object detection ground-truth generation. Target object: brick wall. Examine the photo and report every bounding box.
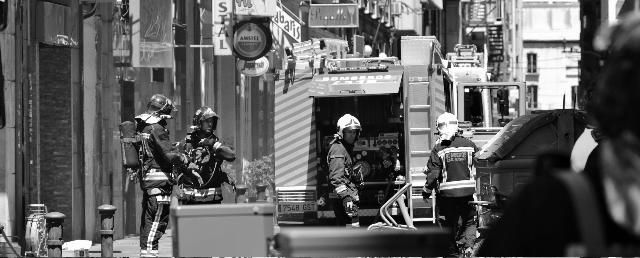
[38,45,73,240]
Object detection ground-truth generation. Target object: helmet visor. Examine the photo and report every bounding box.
[437,120,458,131]
[201,117,218,132]
[343,127,361,138]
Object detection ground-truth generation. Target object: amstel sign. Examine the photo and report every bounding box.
[233,21,273,61]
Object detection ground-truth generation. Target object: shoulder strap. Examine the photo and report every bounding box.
[554,171,606,256]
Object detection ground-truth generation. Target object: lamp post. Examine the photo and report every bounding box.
[299,1,310,41]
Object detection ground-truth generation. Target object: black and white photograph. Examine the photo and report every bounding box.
[1,0,640,257]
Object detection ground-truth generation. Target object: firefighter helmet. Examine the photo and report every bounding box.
[146,94,176,115]
[436,112,459,141]
[337,114,362,137]
[192,106,219,132]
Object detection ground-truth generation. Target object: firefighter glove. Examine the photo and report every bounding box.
[425,169,440,190]
[180,153,189,164]
[345,199,354,210]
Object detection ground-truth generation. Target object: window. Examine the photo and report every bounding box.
[463,85,522,127]
[527,53,537,73]
[531,8,548,30]
[551,9,569,30]
[524,9,533,30]
[527,85,538,109]
[565,9,572,29]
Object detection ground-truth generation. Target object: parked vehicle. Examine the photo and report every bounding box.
[274,37,527,226]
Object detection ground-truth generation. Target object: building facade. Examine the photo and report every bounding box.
[523,0,581,110]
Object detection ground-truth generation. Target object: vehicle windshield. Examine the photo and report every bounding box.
[463,85,521,127]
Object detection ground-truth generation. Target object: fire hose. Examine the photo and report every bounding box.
[0,224,21,257]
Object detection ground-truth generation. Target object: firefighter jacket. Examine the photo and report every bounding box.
[135,114,183,192]
[179,131,236,190]
[425,135,479,197]
[328,137,361,201]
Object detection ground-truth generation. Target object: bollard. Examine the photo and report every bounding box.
[98,204,117,257]
[256,183,268,202]
[45,212,66,257]
[235,184,248,203]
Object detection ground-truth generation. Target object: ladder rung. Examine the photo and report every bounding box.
[409,128,431,133]
[412,218,436,222]
[410,151,430,156]
[409,104,430,109]
[409,77,429,82]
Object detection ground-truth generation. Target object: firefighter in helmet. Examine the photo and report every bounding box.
[328,114,364,227]
[135,94,188,257]
[177,106,236,205]
[423,112,479,256]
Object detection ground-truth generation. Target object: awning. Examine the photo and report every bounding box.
[307,70,403,97]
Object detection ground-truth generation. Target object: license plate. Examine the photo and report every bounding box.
[278,202,317,214]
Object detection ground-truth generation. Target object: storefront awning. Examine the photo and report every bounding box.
[307,70,403,97]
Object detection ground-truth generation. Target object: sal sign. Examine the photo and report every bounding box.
[214,0,232,56]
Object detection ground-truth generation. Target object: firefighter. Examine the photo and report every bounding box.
[177,106,236,205]
[423,112,479,257]
[134,94,188,257]
[328,114,364,228]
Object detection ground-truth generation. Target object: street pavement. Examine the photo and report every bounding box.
[62,229,173,257]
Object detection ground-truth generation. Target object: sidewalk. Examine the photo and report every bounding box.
[62,229,173,257]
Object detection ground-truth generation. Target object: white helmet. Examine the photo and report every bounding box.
[436,112,459,141]
[363,45,373,57]
[337,114,362,137]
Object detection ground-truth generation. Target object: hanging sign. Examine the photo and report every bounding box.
[308,4,359,28]
[237,56,270,76]
[271,4,301,42]
[233,21,273,60]
[235,0,277,17]
[214,0,233,56]
[130,0,174,67]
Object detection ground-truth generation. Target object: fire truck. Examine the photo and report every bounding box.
[445,44,526,148]
[274,37,526,226]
